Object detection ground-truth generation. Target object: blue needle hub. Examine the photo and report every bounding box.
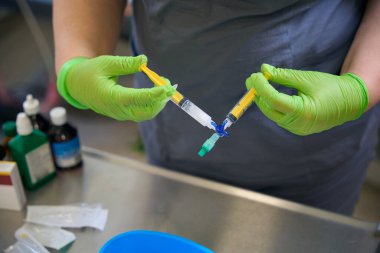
[211,121,230,137]
[198,121,230,157]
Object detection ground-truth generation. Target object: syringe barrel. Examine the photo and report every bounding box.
[141,64,214,129]
[176,99,214,129]
[229,88,256,121]
[223,117,234,130]
[171,92,185,105]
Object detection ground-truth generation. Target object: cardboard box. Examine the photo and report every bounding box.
[0,161,26,211]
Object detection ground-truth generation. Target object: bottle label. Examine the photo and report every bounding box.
[25,143,55,184]
[52,137,81,168]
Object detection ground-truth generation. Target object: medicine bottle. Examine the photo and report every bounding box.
[49,107,82,170]
[9,113,55,190]
[23,94,50,133]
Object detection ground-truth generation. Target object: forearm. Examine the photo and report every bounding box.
[53,0,125,73]
[342,0,380,109]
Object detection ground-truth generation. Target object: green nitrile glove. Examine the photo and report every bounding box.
[246,64,369,135]
[57,55,175,122]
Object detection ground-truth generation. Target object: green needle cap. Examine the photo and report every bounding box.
[198,133,220,157]
[198,147,208,157]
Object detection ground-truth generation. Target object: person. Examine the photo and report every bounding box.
[53,0,380,215]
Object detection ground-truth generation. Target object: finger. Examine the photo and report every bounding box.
[255,96,284,122]
[100,55,148,76]
[127,100,168,122]
[160,77,172,87]
[261,63,310,92]
[114,85,175,107]
[246,73,295,114]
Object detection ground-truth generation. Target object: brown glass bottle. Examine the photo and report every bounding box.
[48,107,82,170]
[29,114,50,134]
[23,95,50,134]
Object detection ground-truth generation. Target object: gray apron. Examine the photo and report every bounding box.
[131,0,380,214]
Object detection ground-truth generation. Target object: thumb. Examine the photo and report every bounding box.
[101,55,147,76]
[261,63,310,92]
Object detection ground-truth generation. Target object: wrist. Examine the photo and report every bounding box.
[342,67,380,109]
[57,57,89,109]
[341,72,369,116]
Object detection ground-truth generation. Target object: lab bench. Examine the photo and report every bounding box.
[0,147,379,252]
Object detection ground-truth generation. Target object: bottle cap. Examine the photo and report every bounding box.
[16,113,33,136]
[50,107,67,126]
[2,121,16,137]
[23,94,40,115]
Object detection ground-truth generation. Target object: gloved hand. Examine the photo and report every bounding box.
[57,55,175,122]
[246,64,369,135]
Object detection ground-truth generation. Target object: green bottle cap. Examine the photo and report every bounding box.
[2,121,17,137]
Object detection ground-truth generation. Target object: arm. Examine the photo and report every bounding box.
[53,0,125,73]
[53,0,175,122]
[245,0,380,135]
[341,0,380,109]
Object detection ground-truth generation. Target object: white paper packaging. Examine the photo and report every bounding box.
[26,203,108,231]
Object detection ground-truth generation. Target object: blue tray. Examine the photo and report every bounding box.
[100,230,214,253]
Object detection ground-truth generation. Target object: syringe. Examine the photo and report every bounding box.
[219,72,270,133]
[198,73,272,156]
[198,88,257,157]
[200,71,275,157]
[221,88,257,133]
[140,64,216,130]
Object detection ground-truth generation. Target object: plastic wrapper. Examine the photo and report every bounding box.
[4,229,49,253]
[16,223,75,250]
[26,203,108,231]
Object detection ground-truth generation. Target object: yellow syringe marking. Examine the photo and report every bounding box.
[140,64,184,105]
[229,72,270,121]
[230,88,256,120]
[263,72,271,80]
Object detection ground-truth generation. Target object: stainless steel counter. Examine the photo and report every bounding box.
[0,147,379,252]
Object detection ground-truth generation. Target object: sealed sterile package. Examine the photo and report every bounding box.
[4,229,49,253]
[26,203,108,231]
[16,223,76,250]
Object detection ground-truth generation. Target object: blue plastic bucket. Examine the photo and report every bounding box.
[100,230,214,253]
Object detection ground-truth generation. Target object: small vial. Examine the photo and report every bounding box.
[49,107,82,170]
[23,94,50,133]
